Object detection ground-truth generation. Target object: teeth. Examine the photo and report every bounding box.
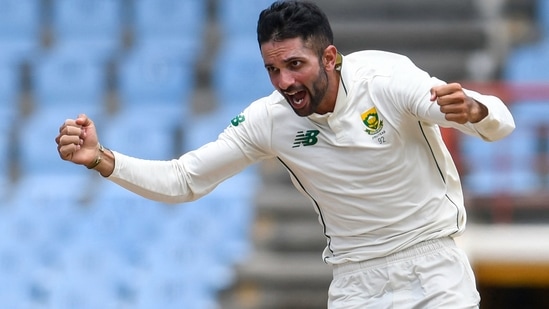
[284,90,304,106]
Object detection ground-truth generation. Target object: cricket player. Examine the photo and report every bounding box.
[56,1,515,307]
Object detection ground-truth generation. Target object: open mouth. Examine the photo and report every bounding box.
[286,90,307,109]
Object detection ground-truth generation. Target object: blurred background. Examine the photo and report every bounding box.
[0,0,548,308]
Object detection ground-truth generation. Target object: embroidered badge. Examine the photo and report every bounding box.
[361,107,383,135]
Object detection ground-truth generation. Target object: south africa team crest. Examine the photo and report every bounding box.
[361,107,383,135]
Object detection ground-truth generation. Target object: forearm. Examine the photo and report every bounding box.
[101,141,256,203]
[106,152,195,203]
[468,99,489,124]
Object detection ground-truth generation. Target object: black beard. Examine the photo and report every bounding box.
[284,64,330,117]
[309,67,329,113]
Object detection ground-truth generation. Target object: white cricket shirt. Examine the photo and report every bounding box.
[108,51,515,265]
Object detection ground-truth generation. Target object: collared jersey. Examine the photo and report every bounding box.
[109,50,515,265]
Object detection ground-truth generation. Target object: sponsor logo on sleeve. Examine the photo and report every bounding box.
[230,114,246,126]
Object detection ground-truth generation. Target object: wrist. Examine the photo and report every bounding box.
[469,101,488,123]
[86,143,106,169]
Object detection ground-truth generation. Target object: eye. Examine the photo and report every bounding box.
[290,60,302,68]
[265,66,279,74]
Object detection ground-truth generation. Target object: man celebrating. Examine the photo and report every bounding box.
[56,1,515,308]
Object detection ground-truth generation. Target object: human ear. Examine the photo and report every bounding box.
[322,45,338,71]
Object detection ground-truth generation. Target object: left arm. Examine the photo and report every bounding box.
[383,55,515,142]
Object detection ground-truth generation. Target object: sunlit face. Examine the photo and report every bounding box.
[261,38,333,116]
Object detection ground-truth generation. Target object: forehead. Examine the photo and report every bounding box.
[260,37,317,64]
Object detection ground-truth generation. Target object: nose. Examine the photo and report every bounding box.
[277,69,295,91]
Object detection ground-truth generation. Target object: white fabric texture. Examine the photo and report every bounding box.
[107,50,515,265]
[328,238,480,309]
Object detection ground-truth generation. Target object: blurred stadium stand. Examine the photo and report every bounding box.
[0,0,42,66]
[0,0,548,308]
[114,44,196,128]
[31,44,108,117]
[49,0,125,64]
[131,0,207,59]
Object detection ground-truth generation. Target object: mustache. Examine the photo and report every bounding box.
[281,85,305,94]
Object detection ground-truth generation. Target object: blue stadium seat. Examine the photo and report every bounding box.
[195,175,258,265]
[0,174,9,203]
[212,37,273,119]
[101,113,179,160]
[50,0,123,62]
[10,173,91,213]
[180,111,229,152]
[30,44,108,117]
[135,266,220,309]
[0,0,41,65]
[16,110,93,177]
[212,0,273,119]
[116,44,195,127]
[0,178,85,308]
[15,266,56,308]
[141,236,229,308]
[216,0,273,40]
[0,240,43,309]
[0,204,61,306]
[0,201,43,265]
[196,37,272,166]
[10,174,92,256]
[49,242,124,309]
[87,181,167,266]
[132,0,207,58]
[0,60,21,121]
[0,60,20,190]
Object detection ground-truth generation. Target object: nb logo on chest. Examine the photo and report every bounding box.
[293,130,320,148]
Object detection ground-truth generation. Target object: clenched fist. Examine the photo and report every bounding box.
[55,114,113,176]
[430,83,488,124]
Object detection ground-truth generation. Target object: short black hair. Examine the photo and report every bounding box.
[257,1,334,57]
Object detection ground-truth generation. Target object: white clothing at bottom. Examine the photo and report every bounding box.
[328,237,480,309]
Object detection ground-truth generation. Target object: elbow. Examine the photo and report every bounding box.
[482,120,516,142]
[500,117,517,140]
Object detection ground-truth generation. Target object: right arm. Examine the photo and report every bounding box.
[107,136,262,203]
[56,102,274,203]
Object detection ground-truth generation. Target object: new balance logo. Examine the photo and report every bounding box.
[293,130,320,148]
